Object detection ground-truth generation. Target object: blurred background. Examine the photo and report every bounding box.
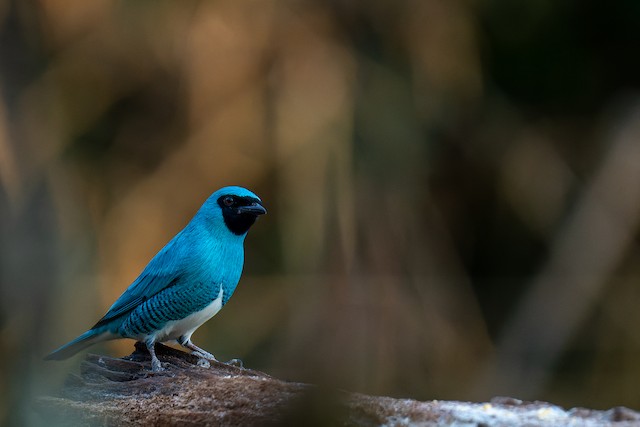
[2,0,640,424]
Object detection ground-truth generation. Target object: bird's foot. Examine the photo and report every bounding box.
[226,358,243,368]
[192,349,218,362]
[196,358,211,368]
[151,358,165,372]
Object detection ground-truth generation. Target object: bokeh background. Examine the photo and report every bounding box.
[2,0,640,425]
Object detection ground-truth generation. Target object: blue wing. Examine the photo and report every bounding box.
[92,230,191,329]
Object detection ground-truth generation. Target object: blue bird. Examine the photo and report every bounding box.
[45,186,266,371]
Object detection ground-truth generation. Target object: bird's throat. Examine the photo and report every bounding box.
[222,211,258,235]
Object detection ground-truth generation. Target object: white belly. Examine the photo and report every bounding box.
[151,287,223,343]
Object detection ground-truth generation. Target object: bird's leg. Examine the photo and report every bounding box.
[145,340,164,372]
[178,336,243,368]
[178,336,217,361]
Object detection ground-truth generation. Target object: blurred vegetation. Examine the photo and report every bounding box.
[2,0,640,425]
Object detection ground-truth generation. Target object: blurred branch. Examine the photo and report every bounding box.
[0,99,20,204]
[478,103,640,397]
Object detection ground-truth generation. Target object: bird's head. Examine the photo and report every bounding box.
[201,186,266,236]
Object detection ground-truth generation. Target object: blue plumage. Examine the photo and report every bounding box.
[45,186,266,371]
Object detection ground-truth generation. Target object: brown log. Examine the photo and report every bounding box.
[36,343,640,426]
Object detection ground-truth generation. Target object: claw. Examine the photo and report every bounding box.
[192,349,216,361]
[196,358,211,368]
[227,358,243,368]
[179,338,218,362]
[151,359,165,372]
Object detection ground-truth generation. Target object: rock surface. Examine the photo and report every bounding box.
[37,343,640,426]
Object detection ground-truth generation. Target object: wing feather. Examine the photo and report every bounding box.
[92,231,191,329]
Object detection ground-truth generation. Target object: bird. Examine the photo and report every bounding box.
[45,186,266,371]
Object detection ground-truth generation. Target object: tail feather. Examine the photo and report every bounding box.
[44,329,111,361]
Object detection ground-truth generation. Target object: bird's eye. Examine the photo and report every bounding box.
[223,196,234,207]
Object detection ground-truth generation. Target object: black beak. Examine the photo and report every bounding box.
[238,202,267,216]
